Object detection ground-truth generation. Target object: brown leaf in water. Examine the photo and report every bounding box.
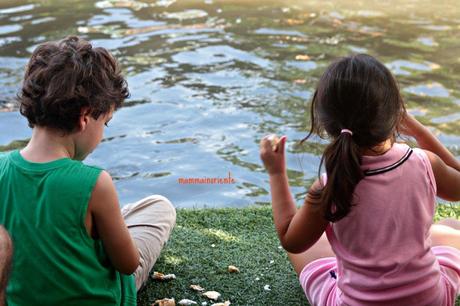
[295,54,311,61]
[284,18,304,26]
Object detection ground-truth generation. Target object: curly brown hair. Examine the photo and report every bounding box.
[18,36,129,133]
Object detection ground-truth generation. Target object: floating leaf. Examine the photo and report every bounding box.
[295,55,311,61]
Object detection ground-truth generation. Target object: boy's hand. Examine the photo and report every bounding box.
[260,134,287,175]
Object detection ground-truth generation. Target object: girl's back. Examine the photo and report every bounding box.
[328,143,442,305]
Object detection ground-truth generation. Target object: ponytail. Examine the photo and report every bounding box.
[319,132,363,222]
[305,54,406,222]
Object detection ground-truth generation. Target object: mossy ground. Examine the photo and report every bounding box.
[138,204,460,306]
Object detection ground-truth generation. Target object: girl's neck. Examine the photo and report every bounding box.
[361,138,393,156]
[20,127,76,163]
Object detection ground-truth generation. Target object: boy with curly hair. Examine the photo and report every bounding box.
[0,36,176,305]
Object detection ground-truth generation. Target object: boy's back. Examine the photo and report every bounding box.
[0,150,127,305]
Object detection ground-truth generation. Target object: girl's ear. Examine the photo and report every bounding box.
[78,107,91,132]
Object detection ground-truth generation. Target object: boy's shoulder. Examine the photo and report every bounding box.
[0,151,11,165]
[65,159,104,177]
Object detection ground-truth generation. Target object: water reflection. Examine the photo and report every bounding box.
[0,0,459,207]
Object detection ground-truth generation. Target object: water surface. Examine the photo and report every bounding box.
[0,0,459,206]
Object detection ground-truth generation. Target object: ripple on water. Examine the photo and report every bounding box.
[386,60,440,76]
[95,0,148,11]
[420,25,452,31]
[162,9,208,20]
[254,28,307,37]
[172,45,271,68]
[356,10,385,18]
[431,112,460,124]
[286,60,317,72]
[188,69,256,88]
[404,83,450,98]
[417,37,438,47]
[0,4,36,15]
[30,17,56,25]
[348,46,368,53]
[0,37,21,47]
[0,24,22,35]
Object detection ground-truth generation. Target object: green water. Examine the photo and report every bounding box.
[0,0,459,206]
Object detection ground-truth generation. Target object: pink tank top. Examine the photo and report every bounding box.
[325,143,444,305]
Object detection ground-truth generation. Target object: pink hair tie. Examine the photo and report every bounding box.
[341,129,353,136]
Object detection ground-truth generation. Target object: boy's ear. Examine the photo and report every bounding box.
[78,107,91,132]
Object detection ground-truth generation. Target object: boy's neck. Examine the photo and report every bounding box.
[20,127,76,163]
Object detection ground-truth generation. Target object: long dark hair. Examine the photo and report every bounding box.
[305,54,405,222]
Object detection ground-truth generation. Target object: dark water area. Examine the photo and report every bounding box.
[0,0,459,207]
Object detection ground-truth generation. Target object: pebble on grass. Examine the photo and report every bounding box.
[152,272,176,281]
[202,291,221,301]
[227,265,239,273]
[190,284,205,292]
[211,301,230,306]
[178,299,197,305]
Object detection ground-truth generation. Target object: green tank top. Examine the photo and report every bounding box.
[0,150,136,306]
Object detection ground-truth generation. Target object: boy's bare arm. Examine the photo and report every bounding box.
[89,171,140,274]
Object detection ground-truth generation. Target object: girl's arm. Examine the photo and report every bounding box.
[89,171,140,274]
[400,114,460,201]
[260,136,328,254]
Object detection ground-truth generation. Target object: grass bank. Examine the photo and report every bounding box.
[138,204,460,306]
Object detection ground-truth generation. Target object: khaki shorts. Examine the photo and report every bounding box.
[121,195,176,290]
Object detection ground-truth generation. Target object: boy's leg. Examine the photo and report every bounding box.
[287,233,335,276]
[0,226,13,305]
[121,195,176,290]
[430,218,460,250]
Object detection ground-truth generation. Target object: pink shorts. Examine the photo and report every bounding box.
[299,246,460,306]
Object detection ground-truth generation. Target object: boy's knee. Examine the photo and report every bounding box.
[144,195,176,227]
[155,195,176,226]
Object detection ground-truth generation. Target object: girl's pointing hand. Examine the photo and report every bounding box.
[259,135,287,175]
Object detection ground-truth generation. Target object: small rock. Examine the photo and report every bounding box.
[190,284,205,292]
[228,265,240,273]
[178,299,197,305]
[153,298,175,306]
[152,272,176,281]
[203,291,221,301]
